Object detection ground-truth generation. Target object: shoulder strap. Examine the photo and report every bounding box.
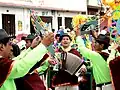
[69,48,81,58]
[0,58,13,87]
[61,51,67,70]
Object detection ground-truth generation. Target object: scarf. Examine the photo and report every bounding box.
[0,58,13,87]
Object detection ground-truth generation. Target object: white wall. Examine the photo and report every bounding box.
[0,0,87,33]
[0,7,84,34]
[0,7,30,35]
[57,11,80,17]
[57,11,81,29]
[0,0,87,12]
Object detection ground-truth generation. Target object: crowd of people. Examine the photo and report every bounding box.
[0,26,119,90]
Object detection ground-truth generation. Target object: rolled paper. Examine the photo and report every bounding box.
[30,9,55,56]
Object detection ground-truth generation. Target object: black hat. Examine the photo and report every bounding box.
[96,34,110,46]
[55,34,60,39]
[12,44,20,57]
[59,33,72,42]
[25,34,35,40]
[0,29,14,40]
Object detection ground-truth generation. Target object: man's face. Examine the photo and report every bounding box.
[94,41,103,51]
[61,36,71,48]
[2,41,13,58]
[56,36,60,42]
[25,40,32,49]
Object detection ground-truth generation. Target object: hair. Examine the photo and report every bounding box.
[69,27,73,31]
[26,39,33,43]
[96,34,110,50]
[0,38,10,46]
[12,44,20,57]
[103,44,109,50]
[21,36,26,40]
[59,34,72,42]
[52,29,55,32]
[55,34,60,39]
[97,40,109,50]
[25,34,35,43]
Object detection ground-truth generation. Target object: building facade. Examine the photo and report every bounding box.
[0,0,87,36]
[87,0,107,31]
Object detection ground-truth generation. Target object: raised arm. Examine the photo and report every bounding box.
[76,36,101,63]
[8,33,54,79]
[75,28,103,64]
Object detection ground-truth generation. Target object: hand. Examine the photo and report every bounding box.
[90,30,97,39]
[47,53,57,65]
[80,65,87,75]
[78,76,87,83]
[48,58,57,65]
[110,42,119,50]
[41,32,54,47]
[31,36,41,48]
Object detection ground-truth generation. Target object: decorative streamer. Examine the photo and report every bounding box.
[30,10,50,36]
[30,9,55,57]
[101,0,120,42]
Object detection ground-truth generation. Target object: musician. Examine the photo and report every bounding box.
[0,29,54,90]
[52,33,86,90]
[75,29,113,90]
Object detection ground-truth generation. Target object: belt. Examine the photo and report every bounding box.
[96,82,111,87]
